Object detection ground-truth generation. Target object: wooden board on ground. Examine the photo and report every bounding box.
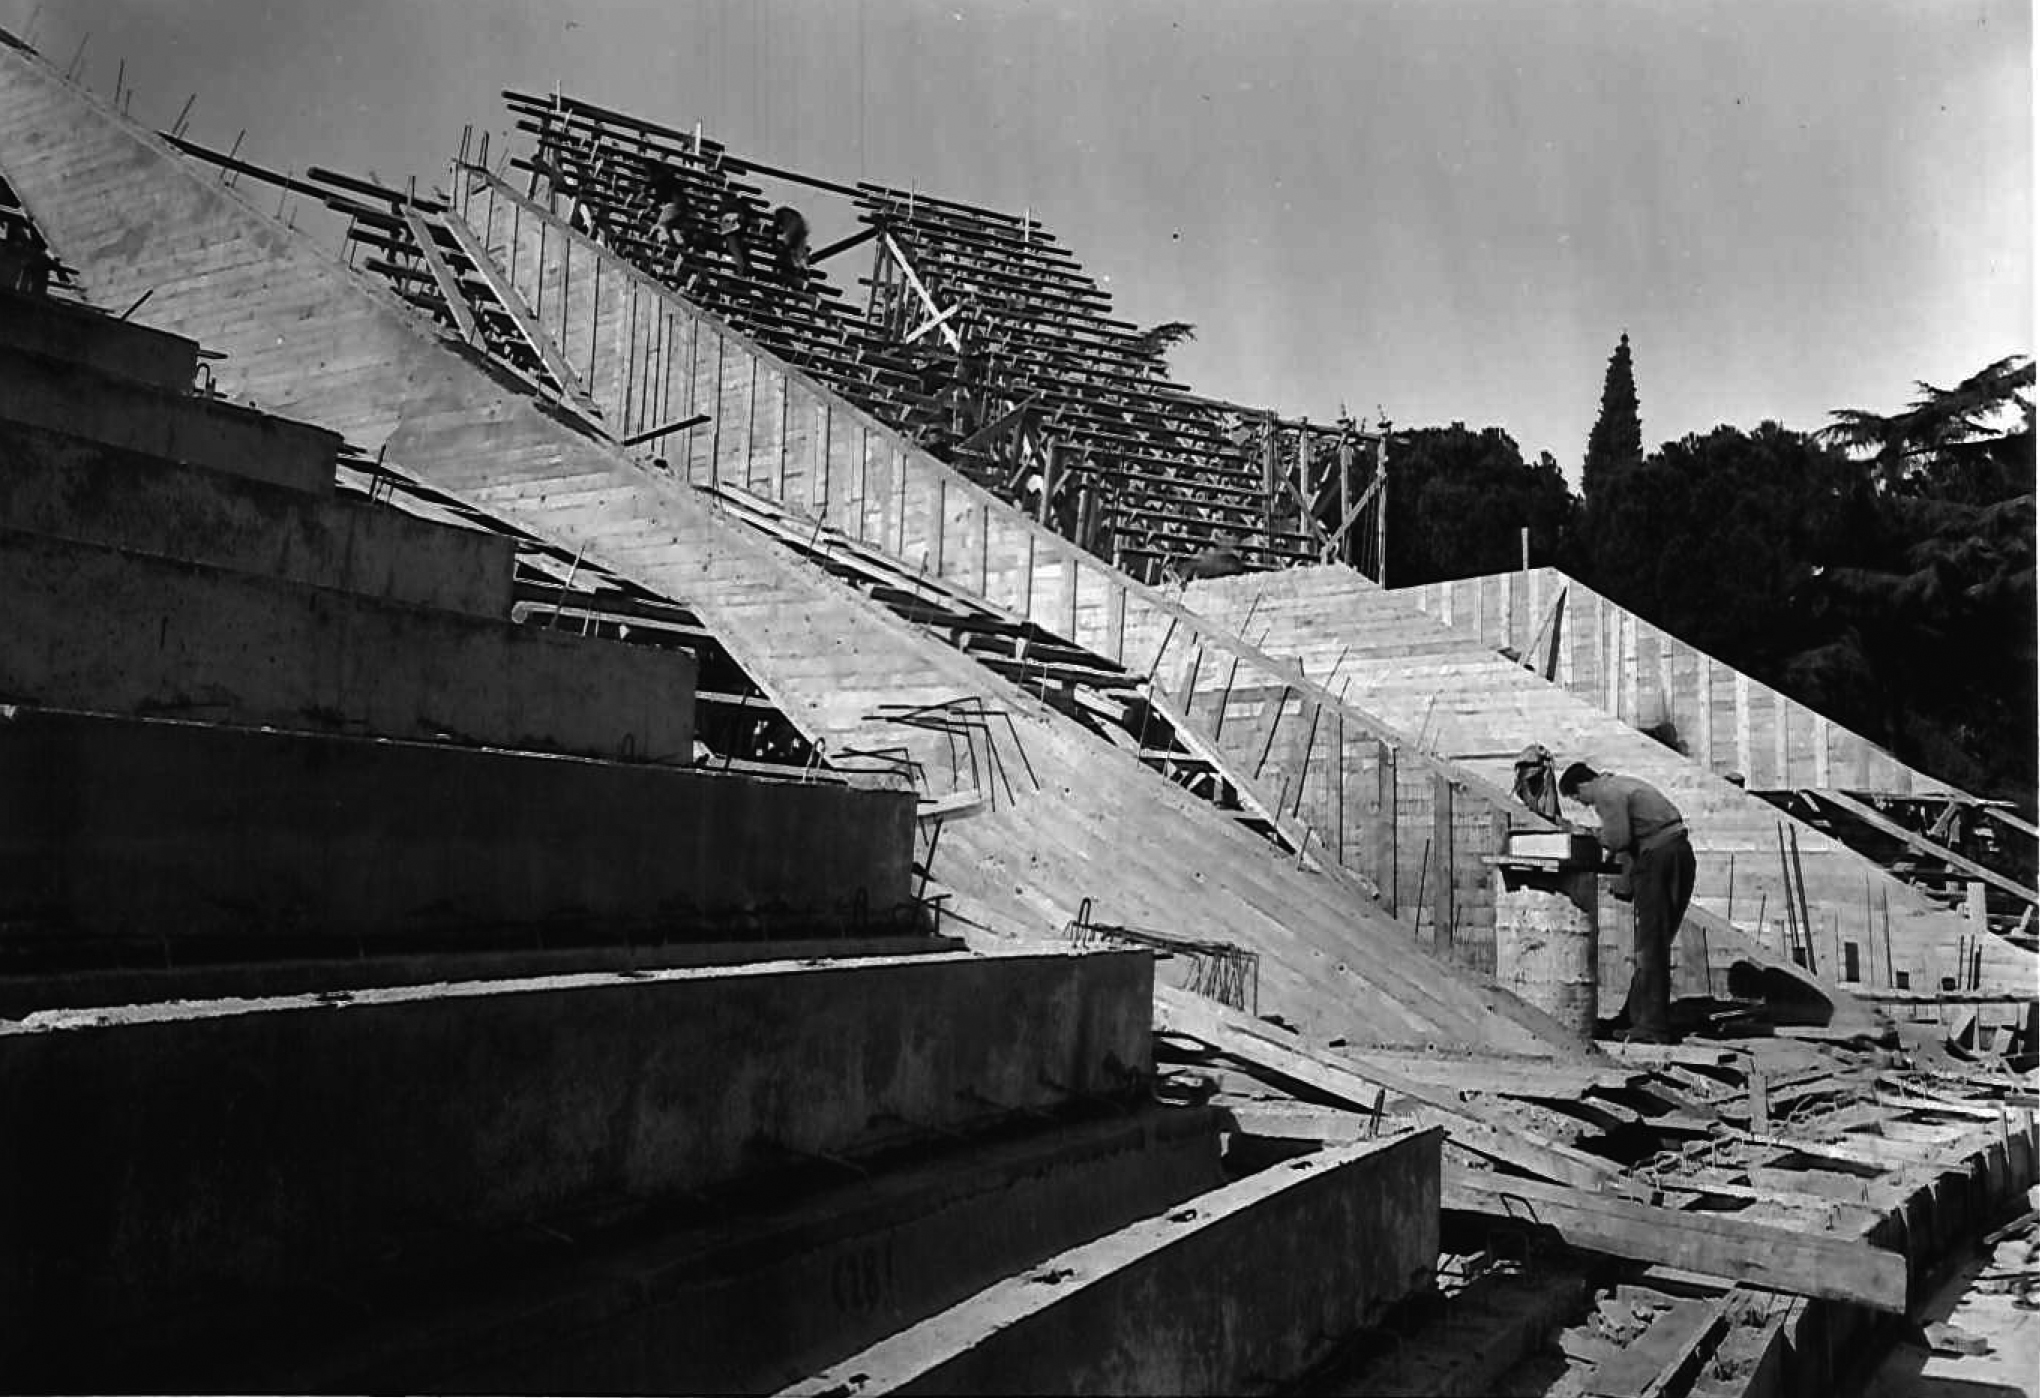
[1155,987,1618,1189]
[1441,1164,1909,1313]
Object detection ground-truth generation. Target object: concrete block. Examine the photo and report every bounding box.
[0,284,199,389]
[0,529,691,758]
[787,1127,1444,1396]
[0,706,904,960]
[0,418,514,616]
[0,948,1155,1385]
[0,341,337,494]
[295,1107,1225,1395]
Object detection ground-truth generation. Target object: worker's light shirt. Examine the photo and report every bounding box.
[1584,774,1685,855]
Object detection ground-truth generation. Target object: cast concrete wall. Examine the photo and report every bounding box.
[0,341,337,493]
[1184,567,2031,997]
[0,282,198,388]
[0,948,1155,1385]
[789,1126,1444,1396]
[1404,567,1953,796]
[0,418,514,616]
[0,527,693,758]
[0,706,908,959]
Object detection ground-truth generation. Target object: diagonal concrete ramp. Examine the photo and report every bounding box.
[428,161,1872,1023]
[1181,566,2034,998]
[0,39,1569,1052]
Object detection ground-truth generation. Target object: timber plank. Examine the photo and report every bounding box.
[1440,1166,1908,1313]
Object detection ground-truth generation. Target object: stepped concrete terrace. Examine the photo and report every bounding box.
[0,946,1158,1390]
[0,39,1568,1054]
[429,164,1862,1024]
[1181,565,2034,999]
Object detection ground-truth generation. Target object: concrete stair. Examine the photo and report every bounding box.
[0,42,1571,1055]
[0,705,914,970]
[1182,567,2034,998]
[0,281,199,388]
[0,416,513,616]
[0,946,1157,1391]
[0,338,339,492]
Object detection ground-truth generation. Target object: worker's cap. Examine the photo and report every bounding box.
[1557,761,1598,797]
[1512,743,1552,768]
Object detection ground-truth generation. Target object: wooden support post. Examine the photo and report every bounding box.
[1335,435,1353,565]
[1434,772,1456,947]
[1335,708,1347,865]
[1249,684,1293,780]
[1378,739,1399,916]
[1374,432,1390,586]
[1260,420,1278,556]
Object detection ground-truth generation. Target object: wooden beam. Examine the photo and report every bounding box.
[1441,1166,1908,1313]
[808,223,881,265]
[1816,789,2037,905]
[1581,1295,1731,1398]
[400,209,480,345]
[880,232,963,352]
[439,213,600,414]
[1153,988,1618,1189]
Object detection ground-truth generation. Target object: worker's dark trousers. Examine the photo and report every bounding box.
[1626,833,1696,1041]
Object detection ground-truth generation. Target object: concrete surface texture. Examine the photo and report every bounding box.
[0,947,1154,1386]
[1407,566,1954,796]
[0,524,697,759]
[0,281,199,388]
[1182,565,2034,997]
[0,338,338,493]
[784,1126,1444,1397]
[0,417,515,616]
[320,1107,1229,1395]
[0,705,913,954]
[0,44,1573,1056]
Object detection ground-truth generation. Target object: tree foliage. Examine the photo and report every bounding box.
[1386,423,1579,586]
[1569,354,2035,806]
[1131,320,1197,377]
[1582,332,1643,502]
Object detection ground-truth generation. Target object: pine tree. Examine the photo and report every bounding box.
[1582,332,1643,499]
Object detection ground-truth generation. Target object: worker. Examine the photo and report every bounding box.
[1182,537,1248,580]
[714,189,754,280]
[1557,761,1695,1044]
[769,205,809,286]
[645,166,690,268]
[1510,744,1560,821]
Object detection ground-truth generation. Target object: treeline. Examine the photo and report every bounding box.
[1383,338,2036,808]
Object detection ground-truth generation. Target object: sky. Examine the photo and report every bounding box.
[12,0,2032,481]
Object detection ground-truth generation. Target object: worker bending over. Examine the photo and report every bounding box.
[1558,762,1695,1043]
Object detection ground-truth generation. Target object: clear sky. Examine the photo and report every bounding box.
[14,0,2032,481]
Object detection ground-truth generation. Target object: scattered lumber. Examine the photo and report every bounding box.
[1154,986,1619,1189]
[1440,1165,1909,1313]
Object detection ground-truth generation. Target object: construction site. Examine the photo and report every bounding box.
[1,19,2036,1397]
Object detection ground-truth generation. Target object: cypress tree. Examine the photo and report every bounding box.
[1582,332,1643,499]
